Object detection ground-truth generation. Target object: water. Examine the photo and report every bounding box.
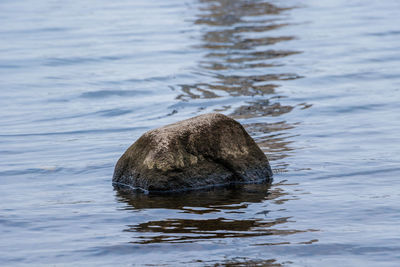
[1,0,400,266]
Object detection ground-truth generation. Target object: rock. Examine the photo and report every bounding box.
[112,113,272,192]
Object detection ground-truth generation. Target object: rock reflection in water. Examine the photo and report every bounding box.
[115,183,308,244]
[117,183,271,212]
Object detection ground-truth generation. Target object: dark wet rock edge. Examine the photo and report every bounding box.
[113,172,272,194]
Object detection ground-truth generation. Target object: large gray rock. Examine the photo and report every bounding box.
[113,113,272,192]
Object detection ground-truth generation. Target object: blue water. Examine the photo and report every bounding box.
[1,0,400,266]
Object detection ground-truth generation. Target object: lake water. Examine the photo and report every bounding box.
[1,0,400,266]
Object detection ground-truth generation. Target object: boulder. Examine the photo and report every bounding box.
[112,113,272,192]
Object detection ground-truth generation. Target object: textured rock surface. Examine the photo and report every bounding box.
[112,113,272,192]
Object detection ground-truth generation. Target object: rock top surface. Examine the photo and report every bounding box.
[113,113,272,192]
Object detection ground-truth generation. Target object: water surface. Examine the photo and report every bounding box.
[1,0,400,266]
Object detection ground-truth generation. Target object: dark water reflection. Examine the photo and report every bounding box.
[117,183,272,211]
[116,182,312,245]
[212,258,284,267]
[177,0,301,100]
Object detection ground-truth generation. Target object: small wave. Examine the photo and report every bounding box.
[314,166,400,180]
[44,54,126,67]
[0,126,147,138]
[80,89,150,99]
[0,167,64,177]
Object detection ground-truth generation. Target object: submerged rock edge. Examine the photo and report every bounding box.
[113,176,272,194]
